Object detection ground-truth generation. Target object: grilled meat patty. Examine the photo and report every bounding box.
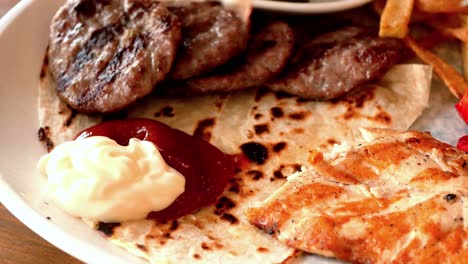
[167,2,250,80]
[268,26,404,100]
[165,21,295,96]
[48,0,181,113]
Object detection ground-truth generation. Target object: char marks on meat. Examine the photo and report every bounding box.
[268,26,404,100]
[167,2,250,80]
[48,1,405,112]
[48,0,181,113]
[167,21,295,96]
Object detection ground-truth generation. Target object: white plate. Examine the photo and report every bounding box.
[0,1,147,263]
[0,1,465,264]
[253,0,373,13]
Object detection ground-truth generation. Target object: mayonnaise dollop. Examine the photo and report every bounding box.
[37,136,185,222]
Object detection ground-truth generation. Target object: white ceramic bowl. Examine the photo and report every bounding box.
[253,0,373,13]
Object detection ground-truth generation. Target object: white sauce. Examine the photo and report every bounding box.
[38,136,185,222]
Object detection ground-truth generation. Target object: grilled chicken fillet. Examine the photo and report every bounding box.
[247,129,468,264]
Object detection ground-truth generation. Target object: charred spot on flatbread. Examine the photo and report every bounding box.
[330,85,377,107]
[154,106,175,118]
[228,181,240,194]
[37,127,54,152]
[136,244,148,252]
[40,50,49,80]
[169,220,179,231]
[272,142,287,153]
[257,247,269,253]
[372,106,392,124]
[270,107,284,118]
[64,108,78,127]
[273,164,302,180]
[246,170,264,181]
[96,222,120,237]
[287,111,311,120]
[240,142,269,165]
[214,196,236,215]
[220,213,239,224]
[254,124,269,135]
[193,118,216,141]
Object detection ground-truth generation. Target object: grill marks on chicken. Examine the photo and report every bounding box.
[247,129,468,263]
[48,0,181,113]
[268,26,404,100]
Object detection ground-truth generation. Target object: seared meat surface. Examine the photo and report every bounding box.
[165,21,295,95]
[167,2,250,80]
[48,1,405,113]
[48,0,181,113]
[268,26,403,100]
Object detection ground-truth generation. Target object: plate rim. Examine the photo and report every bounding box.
[0,1,144,263]
[0,173,119,264]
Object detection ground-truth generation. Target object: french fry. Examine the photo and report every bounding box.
[415,0,467,13]
[404,36,468,99]
[379,0,414,38]
[402,31,452,61]
[375,1,468,123]
[462,15,468,80]
[457,15,468,125]
[374,0,431,18]
[463,43,468,81]
[425,15,468,43]
[417,30,452,50]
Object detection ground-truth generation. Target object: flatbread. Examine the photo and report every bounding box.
[38,60,432,263]
[247,128,468,263]
[38,54,102,151]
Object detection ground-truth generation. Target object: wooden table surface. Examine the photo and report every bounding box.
[0,1,82,263]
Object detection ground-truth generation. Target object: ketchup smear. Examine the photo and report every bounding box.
[77,118,241,222]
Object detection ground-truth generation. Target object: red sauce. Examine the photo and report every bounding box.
[457,135,468,152]
[76,118,240,222]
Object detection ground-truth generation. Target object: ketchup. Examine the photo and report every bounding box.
[77,118,239,222]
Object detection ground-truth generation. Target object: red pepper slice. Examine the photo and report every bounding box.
[455,92,468,125]
[457,135,468,152]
